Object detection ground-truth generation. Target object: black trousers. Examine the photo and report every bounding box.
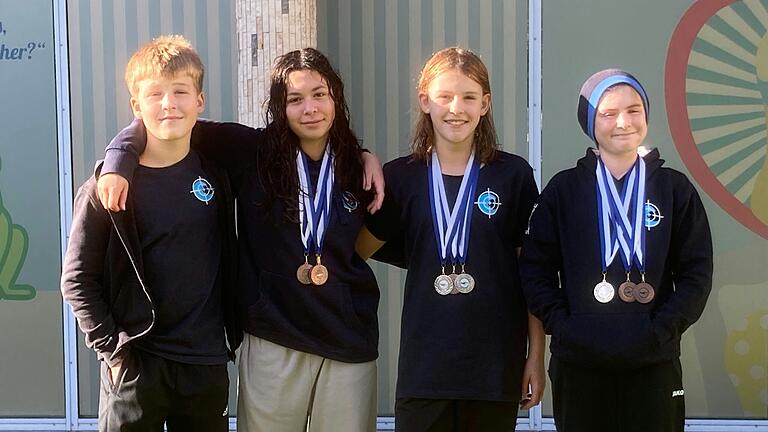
[395,398,518,432]
[98,349,229,432]
[549,357,685,432]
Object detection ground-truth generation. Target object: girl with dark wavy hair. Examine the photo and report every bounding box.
[358,47,545,431]
[99,47,383,432]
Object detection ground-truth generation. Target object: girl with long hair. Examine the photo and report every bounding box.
[357,47,546,431]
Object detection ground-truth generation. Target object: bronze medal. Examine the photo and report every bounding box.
[434,274,453,295]
[310,255,329,285]
[296,263,313,285]
[633,282,655,304]
[454,272,475,294]
[618,274,636,303]
[618,281,636,302]
[310,264,328,285]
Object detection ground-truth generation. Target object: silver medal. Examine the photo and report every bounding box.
[593,281,615,303]
[454,272,475,294]
[434,274,453,295]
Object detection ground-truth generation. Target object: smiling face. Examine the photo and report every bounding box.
[419,69,490,151]
[131,73,204,146]
[284,69,336,151]
[593,84,647,157]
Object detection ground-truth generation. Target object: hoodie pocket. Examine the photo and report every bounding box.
[559,313,659,367]
[245,269,372,348]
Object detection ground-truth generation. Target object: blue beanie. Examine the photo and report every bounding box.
[577,68,650,142]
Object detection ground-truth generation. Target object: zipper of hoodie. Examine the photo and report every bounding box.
[107,210,156,341]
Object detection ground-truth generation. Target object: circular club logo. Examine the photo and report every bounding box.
[667,0,768,239]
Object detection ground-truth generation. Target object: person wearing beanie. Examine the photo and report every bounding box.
[519,69,713,431]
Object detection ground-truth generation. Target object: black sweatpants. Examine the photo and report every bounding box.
[549,357,685,432]
[98,349,229,432]
[395,398,518,432]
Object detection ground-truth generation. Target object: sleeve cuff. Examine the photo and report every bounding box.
[100,149,139,184]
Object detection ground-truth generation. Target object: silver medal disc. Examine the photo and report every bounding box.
[454,273,475,294]
[593,281,615,303]
[434,274,453,295]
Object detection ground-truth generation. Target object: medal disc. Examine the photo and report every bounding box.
[593,281,615,303]
[310,264,329,285]
[454,272,475,294]
[434,274,453,295]
[618,281,637,303]
[296,263,313,285]
[633,282,655,304]
[449,273,459,294]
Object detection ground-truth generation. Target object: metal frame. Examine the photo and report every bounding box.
[528,0,543,190]
[53,0,78,428]
[0,0,765,430]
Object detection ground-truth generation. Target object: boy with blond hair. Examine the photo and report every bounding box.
[61,35,239,432]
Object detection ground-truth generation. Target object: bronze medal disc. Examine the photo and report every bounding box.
[633,282,655,304]
[434,274,453,295]
[310,264,329,285]
[593,281,615,303]
[618,281,637,303]
[454,272,475,294]
[296,263,313,285]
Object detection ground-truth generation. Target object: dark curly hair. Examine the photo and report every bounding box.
[257,48,367,221]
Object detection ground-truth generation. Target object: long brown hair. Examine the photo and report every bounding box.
[258,48,367,221]
[411,47,498,164]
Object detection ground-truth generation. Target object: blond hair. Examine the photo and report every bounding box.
[124,35,204,96]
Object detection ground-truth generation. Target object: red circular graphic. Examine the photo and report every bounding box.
[666,0,768,239]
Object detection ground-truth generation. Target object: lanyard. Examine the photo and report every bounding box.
[297,146,334,256]
[428,151,481,266]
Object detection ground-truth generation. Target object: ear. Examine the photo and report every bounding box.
[130,96,142,119]
[196,92,205,114]
[480,93,491,116]
[418,92,430,114]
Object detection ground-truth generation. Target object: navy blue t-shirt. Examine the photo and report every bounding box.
[366,151,539,401]
[131,150,229,365]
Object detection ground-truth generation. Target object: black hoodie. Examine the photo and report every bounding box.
[520,148,712,369]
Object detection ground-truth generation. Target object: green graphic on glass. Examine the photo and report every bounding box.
[0,160,35,301]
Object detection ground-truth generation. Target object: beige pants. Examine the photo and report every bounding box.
[236,334,377,432]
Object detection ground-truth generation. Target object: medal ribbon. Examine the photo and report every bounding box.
[452,159,480,266]
[297,146,334,256]
[428,150,480,266]
[595,155,646,274]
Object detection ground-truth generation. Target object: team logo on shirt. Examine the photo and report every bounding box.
[341,191,358,212]
[475,188,502,218]
[190,176,215,205]
[644,200,664,230]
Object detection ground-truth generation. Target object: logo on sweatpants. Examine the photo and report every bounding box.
[672,389,685,397]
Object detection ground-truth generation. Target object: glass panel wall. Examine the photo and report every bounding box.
[0,0,65,418]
